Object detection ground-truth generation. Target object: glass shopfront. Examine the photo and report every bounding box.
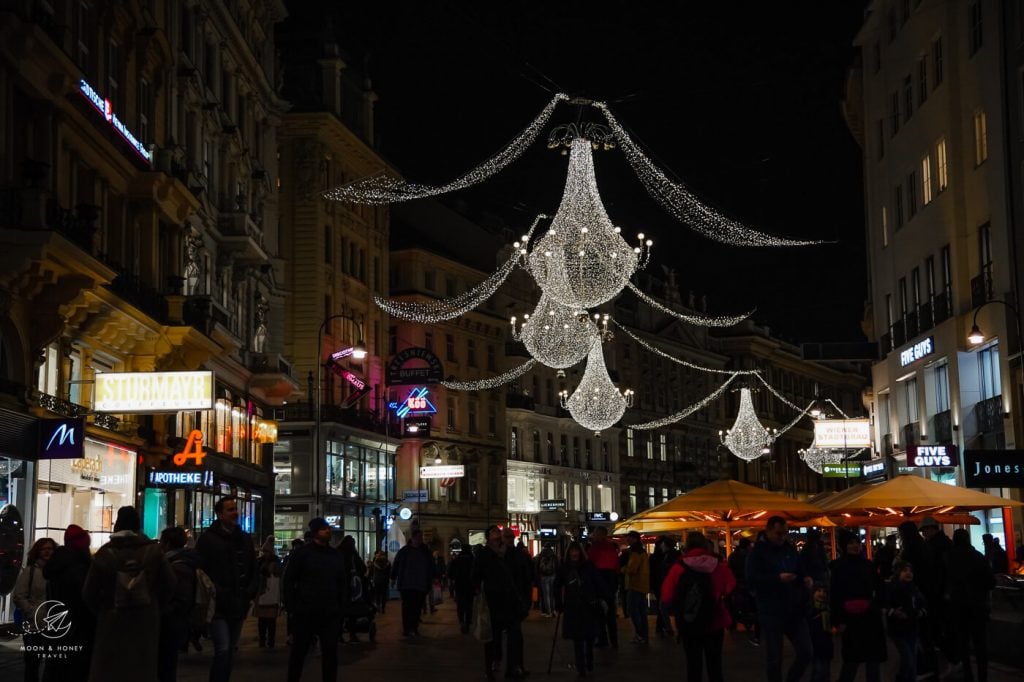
[142,478,262,543]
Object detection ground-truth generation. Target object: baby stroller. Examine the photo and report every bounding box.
[342,575,377,643]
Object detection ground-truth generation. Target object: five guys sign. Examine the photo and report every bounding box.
[907,444,959,468]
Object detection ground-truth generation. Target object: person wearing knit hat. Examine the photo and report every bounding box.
[43,525,96,680]
[113,505,141,533]
[308,517,330,533]
[64,523,91,551]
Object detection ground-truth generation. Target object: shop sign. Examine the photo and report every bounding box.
[813,419,872,449]
[391,387,437,419]
[908,444,959,468]
[325,515,342,527]
[403,416,431,437]
[861,459,886,477]
[899,336,934,368]
[963,450,1024,488]
[148,469,214,487]
[71,455,101,482]
[172,430,207,466]
[94,371,214,413]
[79,79,153,163]
[386,347,443,385]
[587,512,611,522]
[540,499,567,511]
[38,418,85,459]
[419,464,465,479]
[538,525,559,537]
[276,504,310,513]
[403,489,428,502]
[822,462,862,478]
[330,365,370,409]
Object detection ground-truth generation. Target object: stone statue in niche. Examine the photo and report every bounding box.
[253,292,269,352]
[184,232,204,294]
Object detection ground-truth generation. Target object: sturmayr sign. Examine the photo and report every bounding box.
[963,450,1024,488]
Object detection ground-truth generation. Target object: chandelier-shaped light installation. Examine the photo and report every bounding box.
[799,446,846,475]
[511,293,597,369]
[559,339,634,434]
[525,137,650,309]
[720,388,775,461]
[323,94,569,204]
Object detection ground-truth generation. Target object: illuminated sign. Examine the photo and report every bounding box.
[79,79,152,163]
[963,450,1024,488]
[403,416,431,438]
[822,462,862,478]
[148,469,214,487]
[330,347,357,361]
[587,512,611,522]
[908,445,959,468]
[387,347,444,385]
[419,464,465,479]
[398,507,413,521]
[540,499,567,511]
[861,459,886,477]
[330,366,370,409]
[538,526,558,537]
[173,430,207,466]
[94,371,214,413]
[899,336,934,367]
[38,418,85,459]
[813,419,872,449]
[394,387,437,419]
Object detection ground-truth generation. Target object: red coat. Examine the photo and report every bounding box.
[588,537,621,572]
[660,548,737,632]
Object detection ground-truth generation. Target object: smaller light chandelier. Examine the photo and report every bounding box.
[719,387,775,461]
[559,339,634,435]
[511,294,596,369]
[798,445,845,475]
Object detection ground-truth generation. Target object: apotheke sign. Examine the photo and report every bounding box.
[148,469,214,487]
[94,371,215,413]
[899,336,934,368]
[907,444,959,468]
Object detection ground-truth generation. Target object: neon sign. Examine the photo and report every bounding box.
[173,430,207,466]
[392,387,437,419]
[79,79,153,163]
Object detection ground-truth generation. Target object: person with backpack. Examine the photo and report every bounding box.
[82,506,176,682]
[41,525,94,682]
[661,531,736,682]
[554,541,608,678]
[196,495,259,682]
[828,530,886,682]
[621,530,651,644]
[255,536,282,648]
[536,546,559,617]
[158,526,201,682]
[13,537,55,682]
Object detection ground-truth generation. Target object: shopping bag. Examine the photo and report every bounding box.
[472,592,492,643]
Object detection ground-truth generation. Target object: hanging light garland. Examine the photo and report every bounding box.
[525,137,651,309]
[628,373,739,430]
[720,387,775,461]
[625,283,752,327]
[442,359,538,391]
[560,339,634,434]
[610,320,757,375]
[324,94,569,204]
[373,215,547,323]
[591,101,823,248]
[511,293,597,369]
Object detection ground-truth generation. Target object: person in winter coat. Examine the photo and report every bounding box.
[13,537,55,682]
[806,582,833,682]
[661,531,737,682]
[283,517,346,682]
[886,560,927,682]
[535,546,559,616]
[873,534,898,581]
[746,516,813,682]
[391,528,434,638]
[649,536,678,637]
[502,527,533,676]
[41,525,94,682]
[554,542,609,678]
[196,496,259,682]
[920,517,954,664]
[472,525,525,680]
[255,536,282,648]
[728,536,758,644]
[82,506,176,682]
[945,529,996,682]
[370,550,392,613]
[799,529,830,585]
[158,527,200,682]
[896,520,938,677]
[586,526,620,649]
[448,548,475,633]
[621,531,650,643]
[828,530,886,682]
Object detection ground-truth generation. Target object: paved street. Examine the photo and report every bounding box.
[3,596,1021,681]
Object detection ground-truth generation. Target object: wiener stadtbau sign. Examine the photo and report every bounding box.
[94,371,215,413]
[813,418,872,449]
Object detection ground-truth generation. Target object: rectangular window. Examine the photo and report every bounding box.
[659,433,667,461]
[388,326,397,355]
[137,77,151,142]
[911,267,921,312]
[424,332,434,353]
[447,398,456,430]
[903,75,913,122]
[885,293,894,334]
[645,433,653,460]
[918,57,928,105]
[107,40,121,111]
[877,119,885,160]
[627,428,634,457]
[324,224,332,264]
[925,256,936,303]
[907,171,917,218]
[894,185,905,227]
[979,345,1002,400]
[661,487,670,504]
[629,485,637,514]
[573,437,580,467]
[921,155,933,205]
[974,110,988,165]
[560,435,568,465]
[548,432,555,464]
[873,42,882,73]
[934,363,950,412]
[445,277,456,297]
[74,1,93,77]
[888,6,898,43]
[647,486,656,510]
[486,345,496,371]
[468,402,477,434]
[882,206,889,247]
[890,92,901,136]
[899,277,908,318]
[467,339,477,367]
[969,1,983,55]
[424,270,435,291]
[905,377,919,423]
[933,37,944,87]
[936,137,948,190]
[488,407,496,437]
[901,0,911,25]
[445,334,456,362]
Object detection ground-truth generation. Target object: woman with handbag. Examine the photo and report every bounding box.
[255,537,282,648]
[829,530,886,682]
[13,538,56,682]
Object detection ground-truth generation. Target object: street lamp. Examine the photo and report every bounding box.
[314,312,366,517]
[967,299,1021,348]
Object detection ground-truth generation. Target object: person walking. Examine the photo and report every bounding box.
[728,536,759,645]
[873,534,898,582]
[983,535,1009,574]
[535,546,559,617]
[282,517,346,682]
[391,528,433,638]
[897,520,938,678]
[41,525,94,682]
[282,537,305,645]
[255,536,282,648]
[945,529,996,682]
[158,527,200,682]
[621,530,650,644]
[502,526,532,676]
[369,550,392,613]
[196,495,259,682]
[799,529,829,585]
[448,548,475,634]
[554,542,608,678]
[746,516,813,682]
[586,526,620,649]
[661,531,737,682]
[473,525,524,680]
[82,506,176,682]
[806,582,833,682]
[828,530,886,682]
[13,537,55,682]
[886,560,927,682]
[427,549,446,613]
[649,536,676,638]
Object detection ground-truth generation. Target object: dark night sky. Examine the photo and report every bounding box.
[324,1,869,345]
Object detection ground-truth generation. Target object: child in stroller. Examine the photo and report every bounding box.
[342,574,377,643]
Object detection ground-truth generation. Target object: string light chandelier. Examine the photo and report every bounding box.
[560,339,634,434]
[798,446,845,475]
[525,137,651,309]
[720,388,775,461]
[511,293,597,369]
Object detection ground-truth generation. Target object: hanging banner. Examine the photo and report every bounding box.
[813,419,872,449]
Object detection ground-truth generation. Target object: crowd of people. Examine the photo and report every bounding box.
[8,498,1013,682]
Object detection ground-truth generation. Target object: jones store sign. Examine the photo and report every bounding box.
[963,450,1024,488]
[899,336,934,368]
[907,444,959,468]
[94,371,215,413]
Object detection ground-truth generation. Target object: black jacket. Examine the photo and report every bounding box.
[43,546,95,647]
[885,578,926,637]
[746,538,806,622]
[282,541,346,615]
[196,522,259,619]
[472,545,521,623]
[945,544,995,610]
[448,552,474,592]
